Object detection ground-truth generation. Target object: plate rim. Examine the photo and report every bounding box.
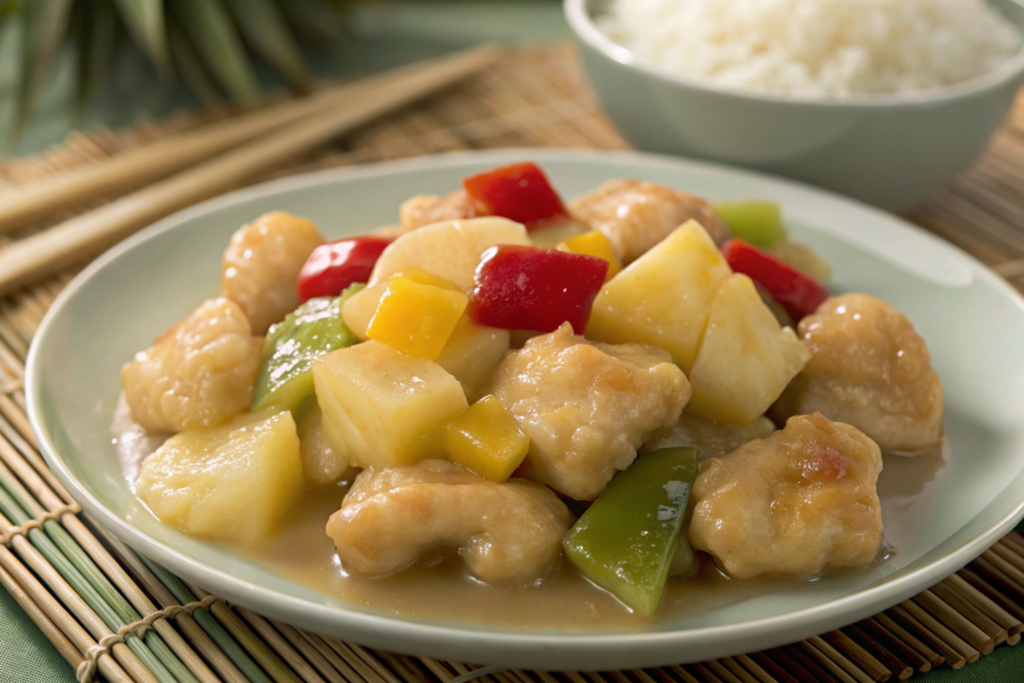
[25,147,1024,669]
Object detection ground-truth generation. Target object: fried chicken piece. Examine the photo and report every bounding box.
[569,179,730,264]
[327,460,571,583]
[689,413,883,579]
[490,324,690,500]
[399,191,474,232]
[774,293,943,453]
[220,211,324,334]
[121,298,262,433]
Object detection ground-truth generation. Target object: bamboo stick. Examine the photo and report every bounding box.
[322,639,389,683]
[957,567,1024,639]
[0,543,133,682]
[733,654,776,683]
[912,589,994,654]
[269,619,347,683]
[90,522,250,683]
[665,667,702,683]
[348,642,405,683]
[992,540,1024,574]
[0,44,502,296]
[797,641,858,683]
[708,659,754,683]
[691,662,729,683]
[886,605,966,669]
[820,631,890,682]
[300,632,361,683]
[807,636,875,683]
[841,624,911,680]
[860,617,929,673]
[235,606,326,683]
[0,557,81,666]
[0,57,488,235]
[185,582,301,683]
[930,580,1007,646]
[872,612,942,668]
[898,600,978,664]
[747,651,803,683]
[776,644,840,683]
[718,657,764,683]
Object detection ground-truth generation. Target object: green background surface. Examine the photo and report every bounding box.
[0,2,1021,681]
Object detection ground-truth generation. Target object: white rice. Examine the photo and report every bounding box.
[599,0,1022,98]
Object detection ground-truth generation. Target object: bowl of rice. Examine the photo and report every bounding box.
[566,0,1024,210]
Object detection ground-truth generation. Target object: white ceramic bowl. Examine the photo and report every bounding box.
[27,150,1024,670]
[566,0,1024,211]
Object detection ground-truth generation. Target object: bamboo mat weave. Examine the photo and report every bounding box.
[1,43,1024,683]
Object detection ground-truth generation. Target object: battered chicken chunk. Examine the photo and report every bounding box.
[327,460,571,583]
[569,179,730,264]
[774,294,943,453]
[220,211,324,334]
[121,298,262,433]
[399,191,473,232]
[689,413,883,579]
[641,414,776,459]
[490,324,690,500]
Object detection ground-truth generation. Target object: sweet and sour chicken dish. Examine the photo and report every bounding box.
[118,162,944,621]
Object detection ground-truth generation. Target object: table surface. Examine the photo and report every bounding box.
[1,3,1023,682]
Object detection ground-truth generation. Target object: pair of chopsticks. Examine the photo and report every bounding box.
[0,44,503,297]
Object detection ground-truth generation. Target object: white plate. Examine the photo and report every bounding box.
[27,149,1024,669]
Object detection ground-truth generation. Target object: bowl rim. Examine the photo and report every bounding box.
[565,0,1024,109]
[25,147,1024,669]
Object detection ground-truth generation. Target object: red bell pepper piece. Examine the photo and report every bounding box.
[468,245,607,333]
[462,162,569,228]
[720,239,829,320]
[297,235,395,303]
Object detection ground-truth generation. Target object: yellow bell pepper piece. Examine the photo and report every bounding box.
[367,273,468,360]
[442,395,530,482]
[557,230,622,281]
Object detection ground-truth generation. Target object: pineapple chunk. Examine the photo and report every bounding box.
[436,316,511,401]
[136,410,303,542]
[442,395,530,481]
[369,217,531,291]
[342,281,385,341]
[312,341,469,469]
[557,230,622,281]
[298,402,354,486]
[586,220,732,371]
[687,274,811,424]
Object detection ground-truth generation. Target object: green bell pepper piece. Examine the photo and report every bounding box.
[251,283,364,414]
[562,447,700,617]
[714,200,787,247]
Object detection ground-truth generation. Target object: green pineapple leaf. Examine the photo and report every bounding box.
[3,0,348,144]
[74,0,121,115]
[0,0,17,23]
[277,0,348,50]
[223,0,309,87]
[10,0,73,145]
[169,0,260,103]
[167,20,224,105]
[111,0,169,75]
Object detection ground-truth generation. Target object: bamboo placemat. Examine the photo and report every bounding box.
[1,43,1024,683]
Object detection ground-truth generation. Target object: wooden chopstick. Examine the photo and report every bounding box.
[0,49,501,236]
[0,44,502,297]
